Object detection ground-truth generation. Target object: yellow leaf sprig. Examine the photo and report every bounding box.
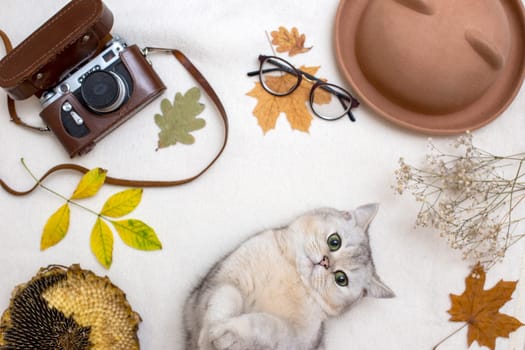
[22,160,162,269]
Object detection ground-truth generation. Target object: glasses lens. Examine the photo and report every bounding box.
[311,83,353,120]
[260,57,300,96]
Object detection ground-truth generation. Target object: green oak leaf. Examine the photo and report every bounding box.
[154,87,206,149]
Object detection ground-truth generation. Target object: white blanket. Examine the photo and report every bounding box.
[0,1,524,349]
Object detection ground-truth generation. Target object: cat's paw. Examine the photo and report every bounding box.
[211,330,242,350]
[197,327,216,350]
[209,320,250,350]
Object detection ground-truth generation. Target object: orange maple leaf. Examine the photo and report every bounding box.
[447,263,523,350]
[271,27,312,56]
[246,66,331,133]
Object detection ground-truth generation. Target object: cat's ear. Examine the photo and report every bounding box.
[354,203,379,230]
[367,274,395,299]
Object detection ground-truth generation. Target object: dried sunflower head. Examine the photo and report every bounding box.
[0,265,141,350]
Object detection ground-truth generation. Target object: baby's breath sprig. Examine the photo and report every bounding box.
[395,132,525,268]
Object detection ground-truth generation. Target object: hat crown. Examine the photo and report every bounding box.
[355,0,511,115]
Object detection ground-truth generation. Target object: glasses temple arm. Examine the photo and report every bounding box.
[247,67,294,77]
[336,95,356,122]
[317,83,359,106]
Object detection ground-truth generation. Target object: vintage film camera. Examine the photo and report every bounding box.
[0,0,166,156]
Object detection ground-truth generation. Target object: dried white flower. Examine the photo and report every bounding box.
[394,134,525,268]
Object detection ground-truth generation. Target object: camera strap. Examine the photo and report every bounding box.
[0,31,229,196]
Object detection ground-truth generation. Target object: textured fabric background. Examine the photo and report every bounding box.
[0,1,524,349]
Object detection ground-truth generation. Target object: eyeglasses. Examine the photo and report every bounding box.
[247,55,359,122]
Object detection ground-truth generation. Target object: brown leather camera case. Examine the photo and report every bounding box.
[40,45,166,156]
[0,0,113,100]
[0,0,167,157]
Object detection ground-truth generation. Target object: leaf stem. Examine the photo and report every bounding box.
[20,158,101,217]
[432,323,468,350]
[265,30,277,56]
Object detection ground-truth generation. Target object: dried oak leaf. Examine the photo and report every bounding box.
[448,263,523,349]
[271,26,312,56]
[246,65,331,133]
[154,87,206,150]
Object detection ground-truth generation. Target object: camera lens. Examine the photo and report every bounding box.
[80,71,127,113]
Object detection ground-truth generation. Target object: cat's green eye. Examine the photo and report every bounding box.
[327,233,342,251]
[334,270,348,287]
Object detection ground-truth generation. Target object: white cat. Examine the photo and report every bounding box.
[183,204,394,350]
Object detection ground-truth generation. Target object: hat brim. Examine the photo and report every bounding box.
[334,0,525,135]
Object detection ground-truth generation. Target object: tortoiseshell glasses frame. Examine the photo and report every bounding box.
[247,55,359,122]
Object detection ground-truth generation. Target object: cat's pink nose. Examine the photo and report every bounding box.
[319,256,330,269]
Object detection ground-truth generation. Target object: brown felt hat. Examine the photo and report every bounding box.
[334,0,525,134]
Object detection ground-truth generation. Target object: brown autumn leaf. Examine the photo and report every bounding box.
[271,27,312,56]
[246,66,331,133]
[447,263,523,350]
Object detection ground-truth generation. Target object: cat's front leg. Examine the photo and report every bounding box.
[198,284,244,350]
[209,313,299,350]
